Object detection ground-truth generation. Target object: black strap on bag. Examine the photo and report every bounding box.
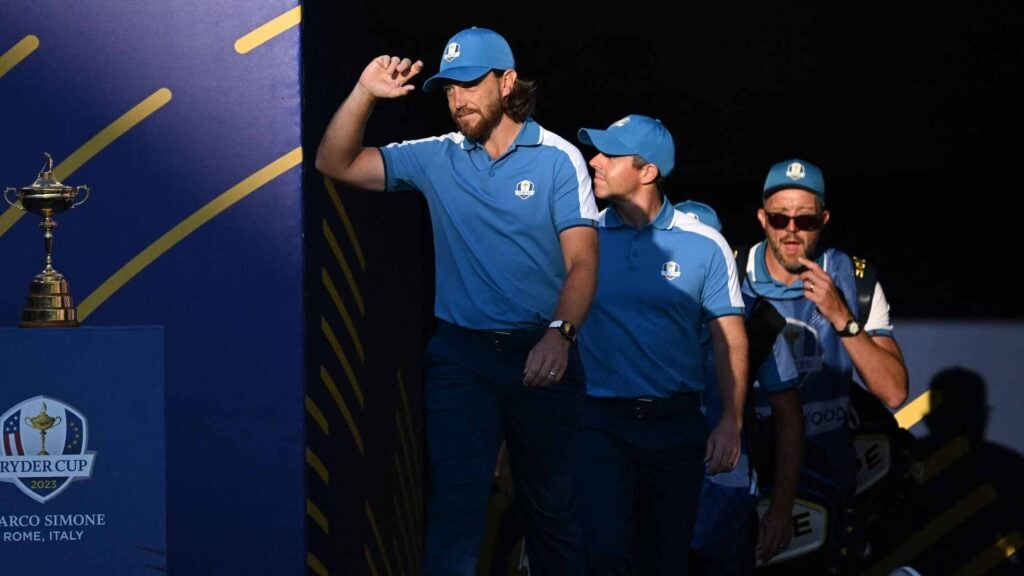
[743,297,788,476]
[850,255,876,326]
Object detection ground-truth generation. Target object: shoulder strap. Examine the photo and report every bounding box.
[733,243,750,283]
[850,255,877,326]
[743,296,787,479]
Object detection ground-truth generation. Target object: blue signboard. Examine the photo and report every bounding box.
[1,3,304,573]
[0,326,165,573]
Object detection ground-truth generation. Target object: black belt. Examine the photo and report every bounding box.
[590,393,700,420]
[434,319,546,352]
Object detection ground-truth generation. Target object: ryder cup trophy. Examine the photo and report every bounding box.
[3,153,90,327]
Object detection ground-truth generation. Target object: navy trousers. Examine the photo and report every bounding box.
[423,321,586,576]
[578,395,708,576]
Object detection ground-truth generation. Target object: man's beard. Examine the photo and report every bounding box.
[452,98,503,141]
[769,233,820,273]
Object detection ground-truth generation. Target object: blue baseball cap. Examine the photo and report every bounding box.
[578,114,676,176]
[763,158,825,202]
[422,27,515,93]
[675,200,722,232]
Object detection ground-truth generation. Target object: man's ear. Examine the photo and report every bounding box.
[500,69,517,97]
[640,162,660,185]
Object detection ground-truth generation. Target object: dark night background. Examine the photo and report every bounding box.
[304,1,1023,320]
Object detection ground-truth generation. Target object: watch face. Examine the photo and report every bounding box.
[563,323,576,340]
[558,321,576,342]
[841,319,861,336]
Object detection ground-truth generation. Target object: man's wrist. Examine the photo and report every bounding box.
[836,317,862,337]
[548,320,577,343]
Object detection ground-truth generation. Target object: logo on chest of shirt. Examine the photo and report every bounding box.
[661,261,681,280]
[782,319,824,379]
[514,180,536,199]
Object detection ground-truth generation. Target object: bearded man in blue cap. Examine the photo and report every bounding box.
[316,27,598,576]
[574,114,748,575]
[738,158,909,574]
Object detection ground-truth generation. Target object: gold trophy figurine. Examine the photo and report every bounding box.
[3,153,90,327]
[25,402,62,456]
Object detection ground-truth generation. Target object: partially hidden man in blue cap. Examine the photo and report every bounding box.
[739,158,909,574]
[674,201,804,575]
[315,27,599,576]
[573,114,748,575]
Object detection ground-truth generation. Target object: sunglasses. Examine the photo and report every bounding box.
[766,212,824,231]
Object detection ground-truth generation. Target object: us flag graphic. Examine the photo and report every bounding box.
[3,411,23,456]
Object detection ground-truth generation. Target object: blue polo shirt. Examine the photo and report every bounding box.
[578,200,744,399]
[742,241,891,492]
[380,118,598,330]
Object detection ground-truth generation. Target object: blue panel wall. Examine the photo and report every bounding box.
[1,3,304,573]
[301,3,431,573]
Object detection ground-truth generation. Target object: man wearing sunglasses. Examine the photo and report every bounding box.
[740,158,910,574]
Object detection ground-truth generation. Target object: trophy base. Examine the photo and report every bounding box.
[19,271,80,328]
[20,319,80,328]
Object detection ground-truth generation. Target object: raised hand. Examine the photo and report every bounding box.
[797,256,851,328]
[357,55,425,100]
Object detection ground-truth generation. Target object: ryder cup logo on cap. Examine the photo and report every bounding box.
[442,42,461,62]
[422,27,515,93]
[762,158,825,201]
[578,114,676,176]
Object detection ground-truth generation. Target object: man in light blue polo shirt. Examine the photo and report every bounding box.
[315,26,599,576]
[574,115,747,576]
[676,200,804,576]
[740,158,908,574]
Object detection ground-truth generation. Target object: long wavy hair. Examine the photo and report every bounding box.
[500,72,537,122]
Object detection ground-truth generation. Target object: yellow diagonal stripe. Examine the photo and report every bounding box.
[865,484,997,576]
[366,501,395,576]
[393,493,414,576]
[306,447,329,485]
[365,544,380,576]
[391,540,406,576]
[320,365,364,455]
[324,219,365,315]
[234,5,301,54]
[0,88,173,238]
[394,449,421,559]
[322,268,365,361]
[0,35,39,78]
[324,177,366,270]
[920,436,969,483]
[896,390,934,430]
[395,412,420,530]
[397,369,422,495]
[307,498,329,534]
[76,146,301,320]
[307,551,328,576]
[306,395,329,435]
[953,532,1023,576]
[321,316,364,408]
